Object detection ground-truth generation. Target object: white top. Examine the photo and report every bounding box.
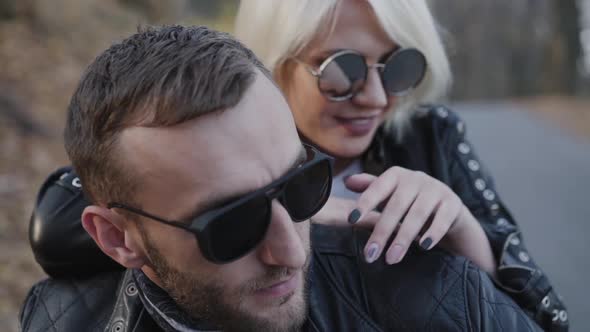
[331,159,363,200]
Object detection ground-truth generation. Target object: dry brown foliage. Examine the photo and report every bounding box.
[0,1,234,330]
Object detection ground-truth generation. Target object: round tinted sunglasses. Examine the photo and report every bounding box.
[295,48,427,101]
[107,144,333,264]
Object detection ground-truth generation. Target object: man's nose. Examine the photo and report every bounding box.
[352,66,389,109]
[256,200,308,269]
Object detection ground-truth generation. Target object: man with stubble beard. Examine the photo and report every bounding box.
[21,25,542,331]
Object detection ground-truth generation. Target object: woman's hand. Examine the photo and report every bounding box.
[313,167,496,274]
[348,167,468,264]
[311,196,381,228]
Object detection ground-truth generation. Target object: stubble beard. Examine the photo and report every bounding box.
[145,243,311,332]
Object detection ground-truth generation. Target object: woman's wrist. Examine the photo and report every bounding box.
[443,206,498,276]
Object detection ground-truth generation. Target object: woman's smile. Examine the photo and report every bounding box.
[332,113,382,136]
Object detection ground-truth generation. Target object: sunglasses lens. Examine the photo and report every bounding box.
[208,196,270,262]
[283,159,332,221]
[382,49,427,95]
[319,53,367,99]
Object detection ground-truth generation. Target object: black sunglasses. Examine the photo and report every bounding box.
[108,144,333,264]
[296,48,427,101]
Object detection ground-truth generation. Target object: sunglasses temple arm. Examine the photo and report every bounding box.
[291,58,321,77]
[108,203,191,231]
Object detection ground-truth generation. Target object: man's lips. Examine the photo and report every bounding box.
[254,273,299,298]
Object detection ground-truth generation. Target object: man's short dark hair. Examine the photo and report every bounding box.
[64,25,271,206]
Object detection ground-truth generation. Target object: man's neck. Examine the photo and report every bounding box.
[132,269,220,332]
[141,265,165,289]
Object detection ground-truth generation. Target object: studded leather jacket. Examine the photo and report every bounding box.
[21,105,566,331]
[22,225,546,331]
[360,106,568,331]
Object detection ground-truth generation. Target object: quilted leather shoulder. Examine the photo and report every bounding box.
[20,272,122,332]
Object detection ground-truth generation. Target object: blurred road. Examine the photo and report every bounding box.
[454,102,590,332]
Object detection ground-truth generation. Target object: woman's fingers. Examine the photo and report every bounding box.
[384,190,438,264]
[311,197,357,226]
[347,167,405,224]
[418,198,462,250]
[363,179,419,263]
[311,196,381,227]
[351,211,382,229]
[343,173,377,192]
[345,167,470,265]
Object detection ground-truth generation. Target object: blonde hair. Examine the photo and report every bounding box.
[235,0,452,139]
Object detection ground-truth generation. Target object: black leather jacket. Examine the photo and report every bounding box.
[22,105,567,331]
[21,223,544,331]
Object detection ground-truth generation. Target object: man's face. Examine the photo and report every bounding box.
[117,72,310,331]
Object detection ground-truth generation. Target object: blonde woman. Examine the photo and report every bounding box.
[24,2,567,329]
[235,0,567,330]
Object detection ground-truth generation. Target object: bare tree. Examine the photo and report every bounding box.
[429,0,583,99]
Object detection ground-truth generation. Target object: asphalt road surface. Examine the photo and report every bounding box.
[454,102,590,332]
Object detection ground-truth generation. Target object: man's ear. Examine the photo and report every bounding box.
[82,205,148,269]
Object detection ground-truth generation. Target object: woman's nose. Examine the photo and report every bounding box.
[352,67,389,109]
[256,200,308,269]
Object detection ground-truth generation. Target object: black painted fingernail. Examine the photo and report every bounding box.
[366,243,379,263]
[420,237,433,250]
[348,209,361,224]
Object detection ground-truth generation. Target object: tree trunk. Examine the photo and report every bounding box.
[429,0,583,99]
